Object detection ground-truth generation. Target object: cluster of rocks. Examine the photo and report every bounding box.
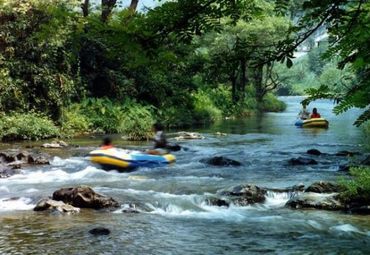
[207,181,370,214]
[0,150,50,178]
[287,149,370,170]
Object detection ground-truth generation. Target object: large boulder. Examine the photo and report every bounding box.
[288,157,318,165]
[52,186,120,209]
[286,192,344,210]
[200,156,242,167]
[225,184,267,205]
[305,181,344,193]
[34,198,80,214]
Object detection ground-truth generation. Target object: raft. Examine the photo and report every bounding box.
[88,148,176,171]
[295,118,329,128]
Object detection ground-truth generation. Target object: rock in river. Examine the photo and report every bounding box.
[288,157,318,165]
[223,184,267,205]
[200,156,242,167]
[305,181,344,193]
[34,198,80,214]
[286,192,344,210]
[52,186,120,209]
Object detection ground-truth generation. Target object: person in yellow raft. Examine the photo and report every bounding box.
[100,136,114,150]
[298,104,310,120]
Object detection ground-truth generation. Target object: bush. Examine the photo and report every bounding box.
[80,98,125,134]
[0,112,59,141]
[338,167,370,203]
[60,105,91,137]
[362,121,370,150]
[120,101,155,140]
[262,93,287,112]
[192,90,222,123]
[76,98,155,140]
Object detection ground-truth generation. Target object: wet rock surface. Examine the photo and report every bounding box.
[89,227,110,236]
[52,186,120,209]
[305,181,344,193]
[288,157,318,165]
[286,192,344,210]
[222,184,267,205]
[34,198,80,214]
[200,156,242,167]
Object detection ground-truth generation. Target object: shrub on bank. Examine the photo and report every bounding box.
[78,98,154,140]
[120,101,155,140]
[0,112,59,141]
[262,93,287,112]
[60,105,91,137]
[339,167,370,203]
[192,90,222,123]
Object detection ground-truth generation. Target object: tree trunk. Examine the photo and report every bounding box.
[81,0,89,17]
[129,0,139,11]
[254,65,264,111]
[240,58,247,101]
[101,0,116,22]
[231,70,237,103]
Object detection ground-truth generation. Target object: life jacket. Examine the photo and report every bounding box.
[101,145,113,150]
[310,113,321,119]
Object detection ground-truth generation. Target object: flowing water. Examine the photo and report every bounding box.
[0,97,369,254]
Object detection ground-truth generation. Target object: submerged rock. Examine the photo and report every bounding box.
[348,205,370,215]
[89,227,110,236]
[288,157,318,165]
[52,186,120,209]
[286,192,344,210]
[34,198,80,214]
[335,150,361,157]
[305,181,344,193]
[307,149,322,156]
[360,155,370,166]
[200,156,242,167]
[166,144,181,152]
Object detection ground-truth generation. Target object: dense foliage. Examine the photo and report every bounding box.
[277,0,370,126]
[339,167,370,204]
[2,0,368,140]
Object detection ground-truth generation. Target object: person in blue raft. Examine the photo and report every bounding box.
[147,123,181,155]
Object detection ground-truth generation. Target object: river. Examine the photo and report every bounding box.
[0,96,369,254]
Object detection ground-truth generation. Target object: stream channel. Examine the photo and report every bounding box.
[0,96,369,254]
